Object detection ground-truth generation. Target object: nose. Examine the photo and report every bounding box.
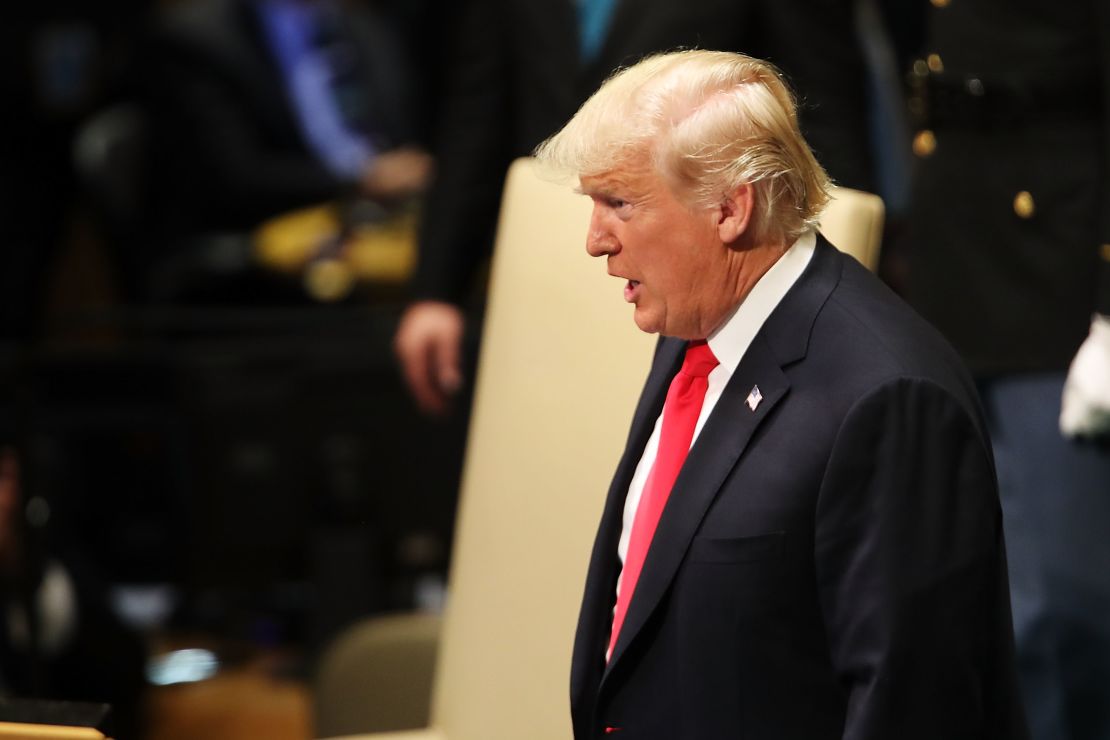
[586,205,618,258]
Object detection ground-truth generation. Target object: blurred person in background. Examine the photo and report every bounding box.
[393,0,877,415]
[0,0,149,339]
[142,0,432,303]
[0,440,146,740]
[899,1,1110,738]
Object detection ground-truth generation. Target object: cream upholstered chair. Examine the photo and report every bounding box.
[819,186,885,271]
[315,613,443,737]
[320,159,884,740]
[323,157,655,740]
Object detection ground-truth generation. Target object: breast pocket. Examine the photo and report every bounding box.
[688,531,785,564]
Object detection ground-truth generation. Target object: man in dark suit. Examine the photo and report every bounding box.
[535,50,1028,739]
[899,2,1110,737]
[143,0,430,300]
[394,0,875,414]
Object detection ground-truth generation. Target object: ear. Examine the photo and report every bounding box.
[716,183,754,244]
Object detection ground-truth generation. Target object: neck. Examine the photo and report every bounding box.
[700,240,786,335]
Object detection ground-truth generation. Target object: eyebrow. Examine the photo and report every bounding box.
[576,182,628,200]
[575,185,613,200]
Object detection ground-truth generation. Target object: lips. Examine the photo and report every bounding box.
[624,279,641,302]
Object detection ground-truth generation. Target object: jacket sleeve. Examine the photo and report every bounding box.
[813,378,1028,739]
[753,0,875,192]
[410,0,514,304]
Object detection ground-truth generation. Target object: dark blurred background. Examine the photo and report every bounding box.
[0,1,466,736]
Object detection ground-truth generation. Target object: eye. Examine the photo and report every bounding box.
[586,191,634,218]
[606,197,633,218]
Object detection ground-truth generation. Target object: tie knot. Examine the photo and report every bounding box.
[682,340,719,378]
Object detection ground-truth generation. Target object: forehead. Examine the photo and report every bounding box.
[578,156,660,197]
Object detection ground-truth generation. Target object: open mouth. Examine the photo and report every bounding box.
[624,280,641,302]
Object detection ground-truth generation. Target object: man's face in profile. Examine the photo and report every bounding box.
[578,156,740,339]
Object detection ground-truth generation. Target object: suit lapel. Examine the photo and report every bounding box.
[601,335,791,678]
[570,337,681,718]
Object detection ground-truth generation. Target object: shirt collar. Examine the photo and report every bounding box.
[707,229,816,375]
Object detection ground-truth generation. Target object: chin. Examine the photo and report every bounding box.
[632,309,663,335]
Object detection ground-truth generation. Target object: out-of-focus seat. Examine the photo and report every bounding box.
[315,159,885,740]
[819,185,885,271]
[315,613,442,737]
[318,156,655,740]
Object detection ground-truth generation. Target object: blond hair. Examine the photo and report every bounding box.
[534,49,831,244]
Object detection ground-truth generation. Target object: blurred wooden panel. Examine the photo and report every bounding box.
[146,669,311,740]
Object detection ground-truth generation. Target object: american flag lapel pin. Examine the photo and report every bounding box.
[746,385,763,411]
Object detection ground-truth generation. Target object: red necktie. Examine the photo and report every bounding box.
[608,340,719,659]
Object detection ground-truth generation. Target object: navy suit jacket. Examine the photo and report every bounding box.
[571,237,1029,739]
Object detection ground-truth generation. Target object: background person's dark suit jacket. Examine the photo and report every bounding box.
[145,0,422,240]
[901,0,1110,374]
[413,0,875,305]
[571,238,1028,740]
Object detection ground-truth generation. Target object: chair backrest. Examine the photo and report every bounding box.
[315,613,442,737]
[818,186,885,271]
[427,159,656,740]
[425,160,884,740]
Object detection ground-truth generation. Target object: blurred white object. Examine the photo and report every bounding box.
[110,583,178,631]
[1060,314,1110,438]
[6,561,77,655]
[146,648,220,686]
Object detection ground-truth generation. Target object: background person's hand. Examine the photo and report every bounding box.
[1060,314,1110,438]
[361,147,434,201]
[394,301,465,415]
